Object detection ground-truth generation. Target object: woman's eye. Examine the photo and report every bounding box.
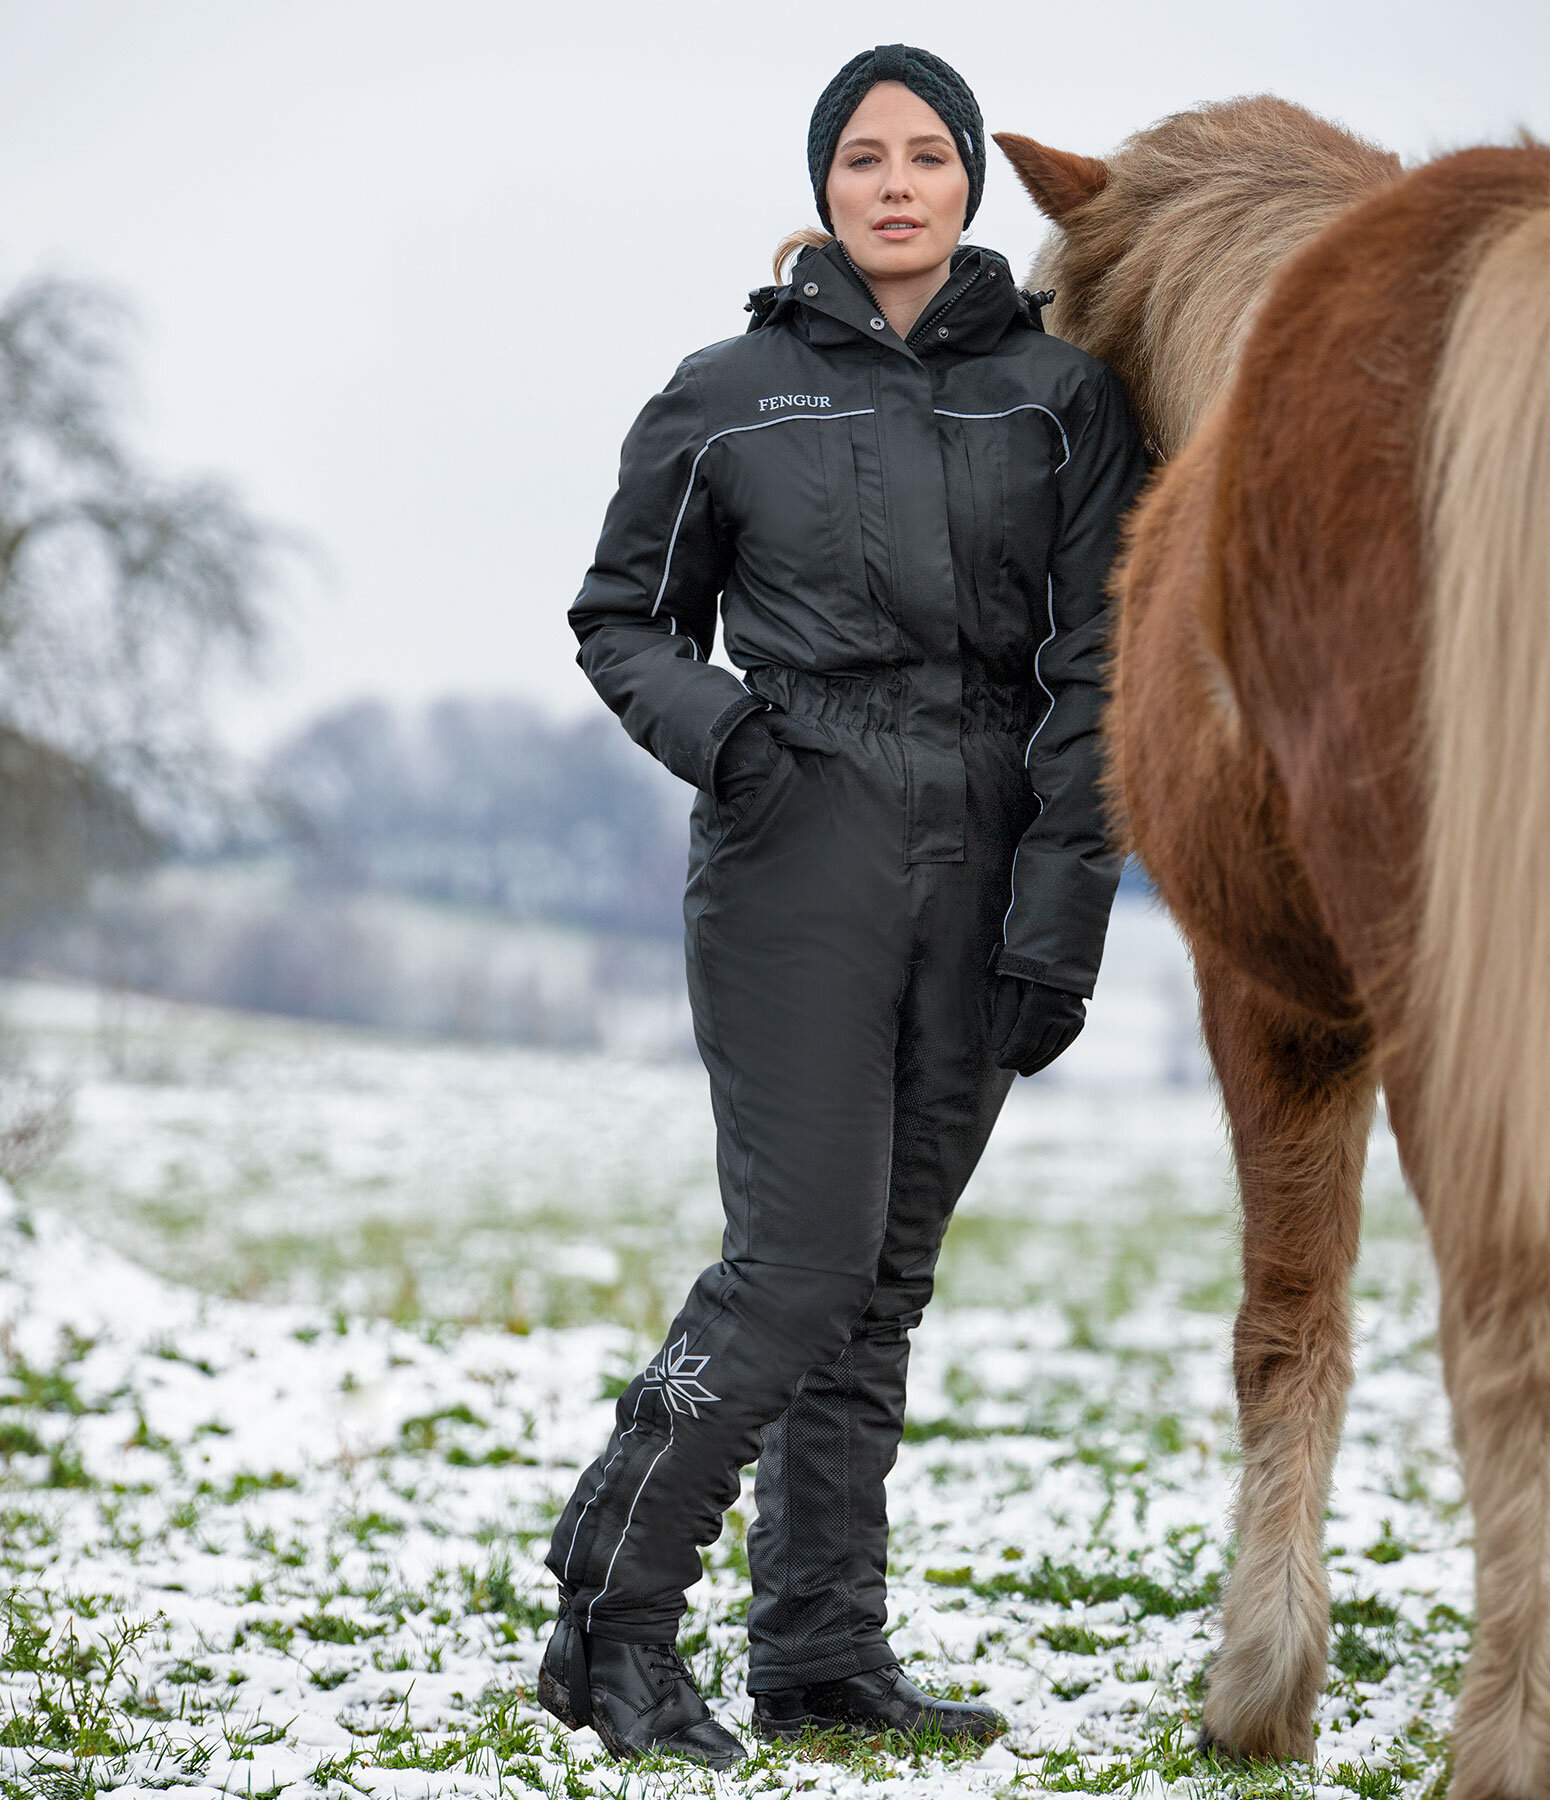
[917,153,945,166]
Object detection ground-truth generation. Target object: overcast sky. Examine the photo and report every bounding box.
[0,0,1544,750]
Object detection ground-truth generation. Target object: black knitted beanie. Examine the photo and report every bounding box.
[807,44,985,233]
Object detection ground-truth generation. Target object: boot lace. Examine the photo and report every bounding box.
[644,1644,691,1692]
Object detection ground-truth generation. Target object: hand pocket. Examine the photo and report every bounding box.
[712,744,795,849]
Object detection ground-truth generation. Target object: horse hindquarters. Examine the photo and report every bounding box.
[1110,415,1363,1026]
[1114,429,1374,1760]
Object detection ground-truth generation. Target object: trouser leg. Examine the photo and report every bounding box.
[546,742,913,1639]
[746,790,1022,1690]
[547,1257,875,1641]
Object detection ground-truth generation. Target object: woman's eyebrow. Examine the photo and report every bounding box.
[836,132,955,154]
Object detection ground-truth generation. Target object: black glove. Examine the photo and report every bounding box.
[990,974,1087,1076]
[714,713,781,813]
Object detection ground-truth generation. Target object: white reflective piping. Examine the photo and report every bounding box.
[561,1389,645,1585]
[1026,573,1059,761]
[932,403,1071,469]
[586,1414,676,1628]
[1002,573,1060,941]
[666,616,700,659]
[650,409,877,619]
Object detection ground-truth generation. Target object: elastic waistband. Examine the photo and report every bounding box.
[747,667,1036,736]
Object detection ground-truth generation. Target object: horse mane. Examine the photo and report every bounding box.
[1033,96,1402,458]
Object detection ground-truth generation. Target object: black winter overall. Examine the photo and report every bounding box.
[547,241,1146,1691]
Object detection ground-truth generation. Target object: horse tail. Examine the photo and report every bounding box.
[1416,194,1550,1245]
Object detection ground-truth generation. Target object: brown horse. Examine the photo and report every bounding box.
[994,98,1550,1794]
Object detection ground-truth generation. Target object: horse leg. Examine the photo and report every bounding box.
[1403,1112,1550,1799]
[1195,948,1376,1761]
[1109,380,1378,1757]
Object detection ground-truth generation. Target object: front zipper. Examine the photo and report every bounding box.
[836,242,889,320]
[907,262,984,348]
[836,242,986,349]
[835,243,986,349]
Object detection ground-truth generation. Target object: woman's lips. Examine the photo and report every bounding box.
[873,216,923,237]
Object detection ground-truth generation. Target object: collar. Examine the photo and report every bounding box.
[747,240,1027,358]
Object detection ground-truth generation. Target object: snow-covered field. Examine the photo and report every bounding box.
[0,903,1465,1797]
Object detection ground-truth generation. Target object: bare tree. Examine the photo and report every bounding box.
[0,275,276,924]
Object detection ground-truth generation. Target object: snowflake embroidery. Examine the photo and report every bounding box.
[643,1335,721,1418]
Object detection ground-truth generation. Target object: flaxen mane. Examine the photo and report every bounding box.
[1008,97,1399,457]
[1420,201,1550,1256]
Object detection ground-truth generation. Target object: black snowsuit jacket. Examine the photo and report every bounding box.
[569,238,1146,995]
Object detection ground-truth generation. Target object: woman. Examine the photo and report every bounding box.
[540,45,1145,1768]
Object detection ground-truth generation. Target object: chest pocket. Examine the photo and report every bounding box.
[936,403,1066,659]
[717,409,898,664]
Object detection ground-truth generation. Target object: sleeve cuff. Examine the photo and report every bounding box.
[993,947,1054,986]
[704,693,770,790]
[992,944,1097,998]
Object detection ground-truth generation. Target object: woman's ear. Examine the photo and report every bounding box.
[993,132,1109,221]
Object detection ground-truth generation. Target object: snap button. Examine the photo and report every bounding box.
[937,326,949,338]
[803,282,818,296]
[869,317,885,331]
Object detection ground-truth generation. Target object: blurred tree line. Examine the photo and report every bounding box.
[0,270,691,1048]
[260,696,686,936]
[22,699,692,1046]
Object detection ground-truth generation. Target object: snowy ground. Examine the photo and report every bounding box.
[0,903,1465,1797]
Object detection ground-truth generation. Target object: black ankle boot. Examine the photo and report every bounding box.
[752,1662,1004,1745]
[538,1609,747,1769]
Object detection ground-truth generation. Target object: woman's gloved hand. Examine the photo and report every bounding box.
[990,974,1087,1076]
[714,713,782,814]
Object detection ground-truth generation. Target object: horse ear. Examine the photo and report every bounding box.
[993,132,1109,220]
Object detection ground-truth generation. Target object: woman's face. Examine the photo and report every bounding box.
[825,81,970,285]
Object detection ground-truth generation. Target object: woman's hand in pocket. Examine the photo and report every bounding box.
[713,714,783,817]
[990,974,1086,1076]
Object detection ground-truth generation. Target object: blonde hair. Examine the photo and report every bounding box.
[773,227,834,282]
